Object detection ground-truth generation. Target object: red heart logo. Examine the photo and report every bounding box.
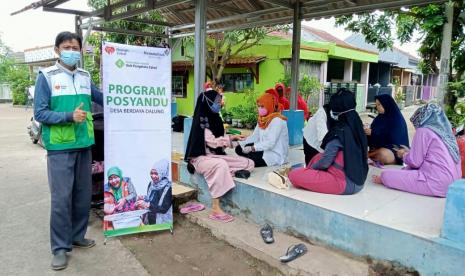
[105,46,115,54]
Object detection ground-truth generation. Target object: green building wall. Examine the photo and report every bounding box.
[171,35,378,116]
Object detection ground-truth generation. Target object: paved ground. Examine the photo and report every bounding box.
[0,104,149,276]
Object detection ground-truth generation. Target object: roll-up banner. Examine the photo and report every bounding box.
[102,42,173,237]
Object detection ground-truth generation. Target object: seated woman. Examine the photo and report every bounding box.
[185,84,254,223]
[137,159,173,225]
[373,103,462,197]
[365,94,409,165]
[235,93,289,167]
[288,88,368,195]
[104,166,137,215]
[302,104,330,165]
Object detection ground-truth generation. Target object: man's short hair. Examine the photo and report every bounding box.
[55,31,82,49]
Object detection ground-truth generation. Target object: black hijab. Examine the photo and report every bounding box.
[321,88,368,186]
[370,94,409,149]
[185,90,225,162]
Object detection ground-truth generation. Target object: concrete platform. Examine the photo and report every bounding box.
[172,131,465,275]
[183,203,370,276]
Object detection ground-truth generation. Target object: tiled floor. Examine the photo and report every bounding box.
[171,105,445,239]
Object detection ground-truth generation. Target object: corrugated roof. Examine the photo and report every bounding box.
[11,0,448,38]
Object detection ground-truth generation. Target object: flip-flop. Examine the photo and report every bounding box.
[260,223,274,244]
[180,203,205,214]
[208,213,234,223]
[279,243,308,263]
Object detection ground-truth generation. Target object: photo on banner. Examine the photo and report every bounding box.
[102,41,172,237]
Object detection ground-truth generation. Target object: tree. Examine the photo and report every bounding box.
[335,1,465,80]
[85,0,167,85]
[183,26,288,83]
[0,34,33,105]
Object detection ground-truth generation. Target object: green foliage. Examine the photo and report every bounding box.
[84,0,167,86]
[446,80,465,126]
[182,25,289,82]
[227,89,258,127]
[0,35,33,105]
[335,1,465,79]
[7,65,33,105]
[278,72,322,101]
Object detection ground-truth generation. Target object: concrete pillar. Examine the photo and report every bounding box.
[361,62,370,108]
[290,0,301,111]
[343,60,353,82]
[287,0,304,146]
[319,61,328,106]
[183,117,193,153]
[194,0,207,104]
[437,2,454,106]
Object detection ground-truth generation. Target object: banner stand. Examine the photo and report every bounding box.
[102,42,174,238]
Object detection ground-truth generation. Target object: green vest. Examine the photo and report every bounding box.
[40,64,95,151]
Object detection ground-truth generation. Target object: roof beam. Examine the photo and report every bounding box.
[261,0,293,9]
[106,0,190,22]
[45,0,71,7]
[176,2,246,14]
[169,6,285,31]
[92,26,169,38]
[124,17,175,27]
[43,7,92,16]
[301,0,447,19]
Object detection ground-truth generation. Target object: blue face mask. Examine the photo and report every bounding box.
[203,93,222,113]
[60,50,81,66]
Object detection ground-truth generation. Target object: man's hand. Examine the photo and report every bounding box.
[73,102,87,123]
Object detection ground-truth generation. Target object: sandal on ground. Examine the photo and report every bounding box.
[279,243,308,263]
[208,213,234,223]
[180,202,205,214]
[260,223,274,244]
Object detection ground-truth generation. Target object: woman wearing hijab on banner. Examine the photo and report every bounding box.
[373,103,461,197]
[288,88,368,195]
[365,94,409,165]
[235,92,289,167]
[302,104,330,165]
[104,166,137,215]
[138,159,173,224]
[185,82,254,223]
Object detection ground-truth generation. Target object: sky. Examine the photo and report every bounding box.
[0,0,421,57]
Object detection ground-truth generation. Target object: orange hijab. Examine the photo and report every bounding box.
[257,93,287,129]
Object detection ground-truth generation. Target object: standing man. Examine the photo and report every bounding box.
[34,31,103,270]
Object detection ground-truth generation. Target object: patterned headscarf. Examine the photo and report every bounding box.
[410,103,460,163]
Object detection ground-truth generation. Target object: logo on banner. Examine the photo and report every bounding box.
[105,46,116,55]
[115,59,125,68]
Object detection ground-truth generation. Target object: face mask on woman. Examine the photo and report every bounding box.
[258,107,268,117]
[203,93,222,113]
[330,108,355,121]
[60,50,81,66]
